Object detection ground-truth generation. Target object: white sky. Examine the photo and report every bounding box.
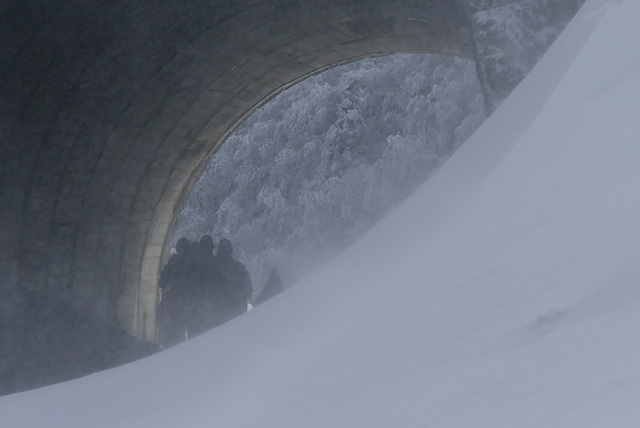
[3,0,640,426]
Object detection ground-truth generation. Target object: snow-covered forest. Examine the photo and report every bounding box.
[174,0,584,294]
[469,0,585,110]
[175,55,484,290]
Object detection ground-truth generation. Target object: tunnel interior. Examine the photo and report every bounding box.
[0,0,474,392]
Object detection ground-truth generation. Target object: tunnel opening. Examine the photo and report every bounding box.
[162,52,485,346]
[127,52,480,347]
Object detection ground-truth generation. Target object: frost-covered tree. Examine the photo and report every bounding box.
[175,54,485,292]
[466,0,586,110]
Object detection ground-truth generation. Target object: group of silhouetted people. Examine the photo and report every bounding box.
[158,235,282,348]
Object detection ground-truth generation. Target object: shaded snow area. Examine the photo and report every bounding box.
[3,0,640,426]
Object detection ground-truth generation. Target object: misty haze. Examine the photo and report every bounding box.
[15,3,640,428]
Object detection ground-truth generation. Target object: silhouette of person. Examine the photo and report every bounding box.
[255,267,283,306]
[158,238,194,347]
[189,235,222,336]
[216,238,252,323]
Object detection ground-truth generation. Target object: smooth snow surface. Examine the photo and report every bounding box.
[3,0,640,426]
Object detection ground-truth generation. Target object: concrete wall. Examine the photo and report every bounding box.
[0,0,473,343]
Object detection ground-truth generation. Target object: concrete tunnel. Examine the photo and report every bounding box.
[0,0,475,351]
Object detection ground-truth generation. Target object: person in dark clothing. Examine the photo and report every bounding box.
[158,238,194,347]
[199,235,215,256]
[189,235,222,336]
[216,238,253,323]
[158,238,191,292]
[255,267,283,306]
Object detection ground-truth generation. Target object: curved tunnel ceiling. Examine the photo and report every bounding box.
[0,0,474,341]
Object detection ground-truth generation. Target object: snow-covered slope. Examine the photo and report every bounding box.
[3,0,640,426]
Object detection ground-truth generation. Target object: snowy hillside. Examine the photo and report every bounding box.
[3,0,640,426]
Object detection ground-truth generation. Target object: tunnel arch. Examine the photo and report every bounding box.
[1,0,474,343]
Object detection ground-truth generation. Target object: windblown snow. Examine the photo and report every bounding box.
[2,0,640,426]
